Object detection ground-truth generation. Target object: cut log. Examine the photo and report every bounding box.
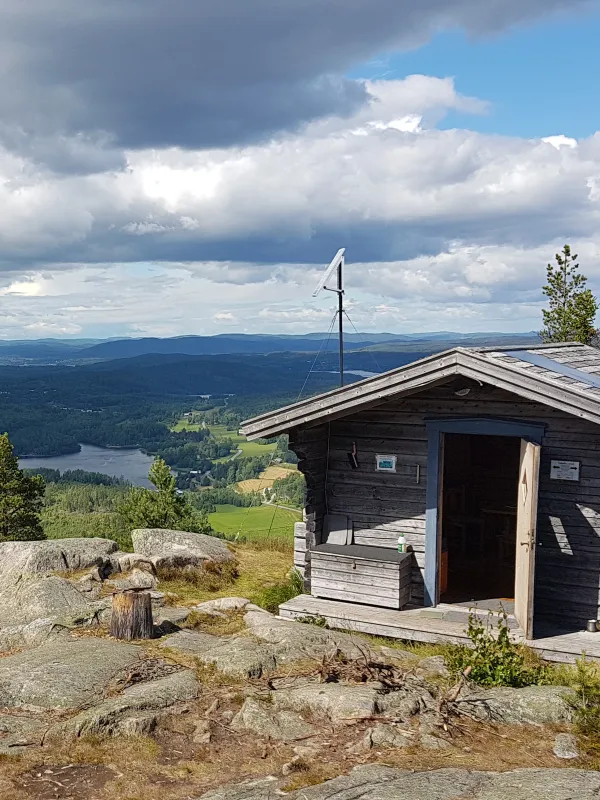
[110,590,153,640]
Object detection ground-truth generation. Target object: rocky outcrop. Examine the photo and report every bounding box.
[192,597,262,616]
[231,698,316,742]
[161,607,380,680]
[0,538,119,635]
[110,551,156,574]
[50,669,200,739]
[107,567,158,592]
[357,723,414,751]
[131,528,235,569]
[0,528,587,789]
[0,538,118,582]
[272,683,381,723]
[197,766,600,800]
[0,714,48,754]
[155,606,193,627]
[161,630,278,678]
[0,638,140,710]
[0,617,69,652]
[458,685,573,725]
[553,732,580,759]
[0,574,107,628]
[243,609,376,663]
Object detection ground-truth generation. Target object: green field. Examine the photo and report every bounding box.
[172,418,276,459]
[172,418,204,432]
[208,503,300,544]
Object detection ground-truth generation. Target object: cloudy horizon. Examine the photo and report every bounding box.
[1,0,600,339]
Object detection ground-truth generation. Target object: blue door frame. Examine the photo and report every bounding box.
[423,417,546,607]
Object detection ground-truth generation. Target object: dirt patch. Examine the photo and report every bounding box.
[0,688,584,800]
[375,717,568,772]
[105,657,183,696]
[18,764,117,799]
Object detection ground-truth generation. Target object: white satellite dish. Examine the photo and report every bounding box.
[310,248,346,386]
[312,248,345,298]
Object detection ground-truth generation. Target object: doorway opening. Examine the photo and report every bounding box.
[440,433,521,606]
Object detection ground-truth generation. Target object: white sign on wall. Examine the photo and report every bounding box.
[550,460,580,482]
[376,454,397,473]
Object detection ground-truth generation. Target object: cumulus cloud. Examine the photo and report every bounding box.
[1,76,600,272]
[0,0,590,155]
[0,0,598,337]
[2,237,600,340]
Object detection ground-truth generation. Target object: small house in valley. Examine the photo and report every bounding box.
[241,343,600,662]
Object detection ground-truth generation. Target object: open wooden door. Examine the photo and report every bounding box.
[514,439,541,640]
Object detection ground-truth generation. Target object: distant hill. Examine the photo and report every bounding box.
[78,331,541,361]
[0,331,542,365]
[78,334,392,359]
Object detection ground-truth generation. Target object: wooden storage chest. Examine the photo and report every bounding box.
[311,544,412,609]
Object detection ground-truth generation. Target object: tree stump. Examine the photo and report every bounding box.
[110,590,153,640]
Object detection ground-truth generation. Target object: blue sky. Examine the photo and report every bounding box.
[353,11,600,140]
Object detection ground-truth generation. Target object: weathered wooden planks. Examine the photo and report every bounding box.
[286,373,600,628]
[279,595,600,663]
[311,547,411,609]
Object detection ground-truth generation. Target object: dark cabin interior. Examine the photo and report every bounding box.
[440,433,521,605]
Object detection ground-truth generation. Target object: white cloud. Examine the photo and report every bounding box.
[213,311,237,323]
[0,71,599,336]
[0,0,587,154]
[2,237,600,339]
[1,76,599,272]
[542,135,578,149]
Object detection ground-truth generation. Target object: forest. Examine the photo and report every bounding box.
[0,350,338,462]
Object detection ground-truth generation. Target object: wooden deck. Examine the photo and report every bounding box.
[279,594,600,663]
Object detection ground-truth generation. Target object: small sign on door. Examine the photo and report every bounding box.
[550,460,580,481]
[376,454,397,473]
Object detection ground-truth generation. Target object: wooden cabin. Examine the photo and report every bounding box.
[241,343,600,661]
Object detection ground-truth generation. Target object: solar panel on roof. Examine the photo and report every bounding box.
[507,350,600,389]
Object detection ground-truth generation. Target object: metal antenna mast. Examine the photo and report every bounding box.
[312,248,346,387]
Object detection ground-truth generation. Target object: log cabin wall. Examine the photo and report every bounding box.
[289,423,329,587]
[292,378,600,628]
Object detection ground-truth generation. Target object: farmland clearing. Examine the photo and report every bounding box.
[208,503,301,545]
[172,417,277,460]
[237,464,296,493]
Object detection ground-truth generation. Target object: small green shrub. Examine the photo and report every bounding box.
[255,568,304,613]
[446,610,550,688]
[296,614,329,628]
[566,657,600,744]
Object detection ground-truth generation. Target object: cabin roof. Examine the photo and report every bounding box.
[240,342,600,439]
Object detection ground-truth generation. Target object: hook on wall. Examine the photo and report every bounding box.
[347,441,359,469]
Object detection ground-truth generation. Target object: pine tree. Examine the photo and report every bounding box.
[0,433,46,542]
[541,245,599,345]
[119,457,212,533]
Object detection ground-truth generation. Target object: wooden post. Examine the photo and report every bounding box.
[110,591,154,640]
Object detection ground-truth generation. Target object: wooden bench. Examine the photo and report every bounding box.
[311,544,412,609]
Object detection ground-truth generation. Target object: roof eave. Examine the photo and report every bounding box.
[241,349,460,439]
[455,350,600,425]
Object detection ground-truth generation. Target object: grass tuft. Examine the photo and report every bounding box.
[253,568,304,613]
[183,609,247,636]
[156,559,239,593]
[156,544,293,607]
[281,765,343,792]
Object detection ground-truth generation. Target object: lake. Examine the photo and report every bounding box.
[19,444,156,488]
